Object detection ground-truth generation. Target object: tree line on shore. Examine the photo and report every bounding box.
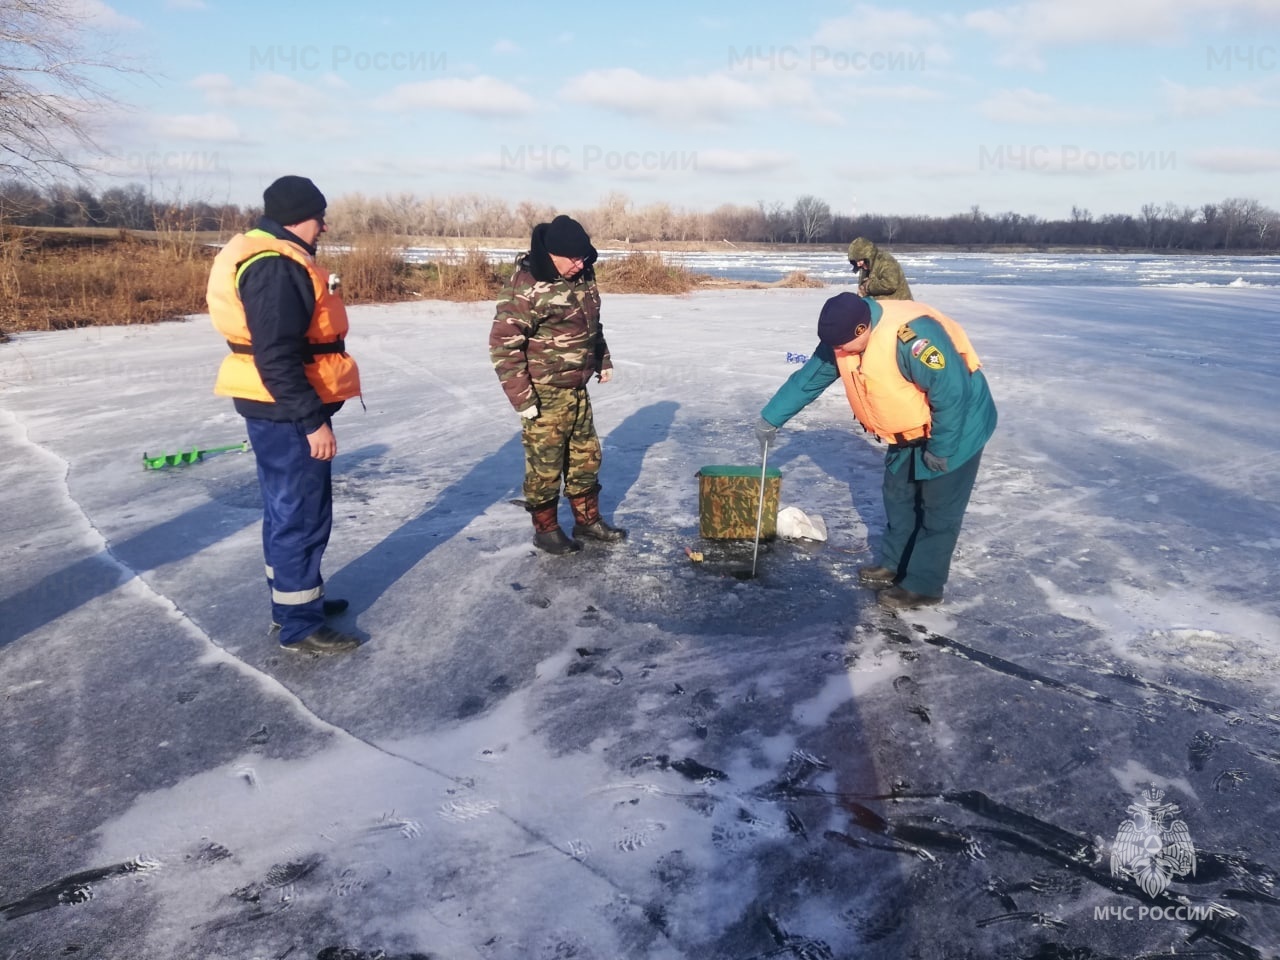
[2,180,1276,252]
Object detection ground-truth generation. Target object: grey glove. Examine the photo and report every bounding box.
[755,417,778,453]
[922,449,948,473]
[519,405,539,420]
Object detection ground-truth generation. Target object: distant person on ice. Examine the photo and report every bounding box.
[847,237,913,300]
[489,215,627,555]
[755,292,996,610]
[207,175,362,655]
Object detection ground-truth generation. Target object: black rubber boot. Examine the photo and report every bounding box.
[568,486,627,542]
[530,499,581,555]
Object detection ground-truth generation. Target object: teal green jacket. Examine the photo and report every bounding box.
[761,299,997,478]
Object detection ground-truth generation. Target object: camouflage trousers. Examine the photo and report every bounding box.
[522,384,602,506]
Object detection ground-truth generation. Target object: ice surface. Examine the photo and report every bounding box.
[405,247,1280,288]
[2,282,1279,958]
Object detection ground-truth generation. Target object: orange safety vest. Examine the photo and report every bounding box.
[207,230,361,403]
[834,300,981,444]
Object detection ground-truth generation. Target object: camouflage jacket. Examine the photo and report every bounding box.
[848,238,913,300]
[489,253,611,412]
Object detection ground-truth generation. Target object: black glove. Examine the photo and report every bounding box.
[755,417,778,453]
[922,449,948,473]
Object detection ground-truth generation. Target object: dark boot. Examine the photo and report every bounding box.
[857,565,897,587]
[569,486,627,542]
[877,585,943,611]
[529,499,581,555]
[283,625,360,654]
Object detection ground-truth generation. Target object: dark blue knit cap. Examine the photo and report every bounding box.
[816,292,871,346]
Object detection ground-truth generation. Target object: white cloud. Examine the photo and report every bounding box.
[492,39,520,55]
[693,150,794,175]
[807,3,951,71]
[815,4,942,46]
[559,68,838,126]
[1190,147,1280,173]
[849,84,945,102]
[965,0,1280,69]
[1159,78,1272,118]
[372,76,535,116]
[343,154,483,178]
[977,87,1129,124]
[192,73,331,113]
[67,0,142,30]
[563,68,765,122]
[189,73,348,141]
[152,113,244,142]
[834,157,979,180]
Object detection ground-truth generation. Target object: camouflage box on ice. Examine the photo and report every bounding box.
[696,465,782,540]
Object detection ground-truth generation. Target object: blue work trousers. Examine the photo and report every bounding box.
[245,417,332,645]
[878,450,983,598]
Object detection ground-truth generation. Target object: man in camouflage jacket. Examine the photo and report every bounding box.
[489,215,627,554]
[847,237,913,300]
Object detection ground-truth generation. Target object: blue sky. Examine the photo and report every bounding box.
[81,0,1280,219]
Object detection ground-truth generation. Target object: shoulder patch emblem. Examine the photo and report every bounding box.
[897,324,917,344]
[910,338,930,357]
[919,345,946,370]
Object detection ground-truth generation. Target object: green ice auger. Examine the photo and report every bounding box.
[142,441,249,470]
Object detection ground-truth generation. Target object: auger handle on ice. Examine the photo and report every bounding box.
[750,441,769,578]
[142,441,249,470]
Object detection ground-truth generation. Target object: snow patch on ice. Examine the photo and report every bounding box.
[792,671,855,726]
[1109,759,1198,804]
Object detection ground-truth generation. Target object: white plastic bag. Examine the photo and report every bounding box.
[776,506,828,542]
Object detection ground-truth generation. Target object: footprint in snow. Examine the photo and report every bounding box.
[614,820,668,853]
[330,860,392,897]
[436,797,499,823]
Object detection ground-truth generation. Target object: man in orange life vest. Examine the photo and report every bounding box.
[207,175,362,654]
[756,292,997,610]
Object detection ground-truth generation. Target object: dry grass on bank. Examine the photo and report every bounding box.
[322,237,515,303]
[697,269,824,290]
[328,245,706,298]
[775,270,825,288]
[595,252,702,294]
[0,230,782,341]
[1,228,215,336]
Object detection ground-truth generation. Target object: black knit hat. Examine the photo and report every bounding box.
[543,215,593,258]
[263,175,326,226]
[816,292,872,346]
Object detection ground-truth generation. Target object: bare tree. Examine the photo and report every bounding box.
[594,191,632,241]
[514,200,553,235]
[385,192,424,235]
[1,0,138,184]
[757,201,789,242]
[1140,203,1161,249]
[1219,196,1264,250]
[1162,203,1195,249]
[636,202,673,242]
[100,184,150,230]
[791,195,832,243]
